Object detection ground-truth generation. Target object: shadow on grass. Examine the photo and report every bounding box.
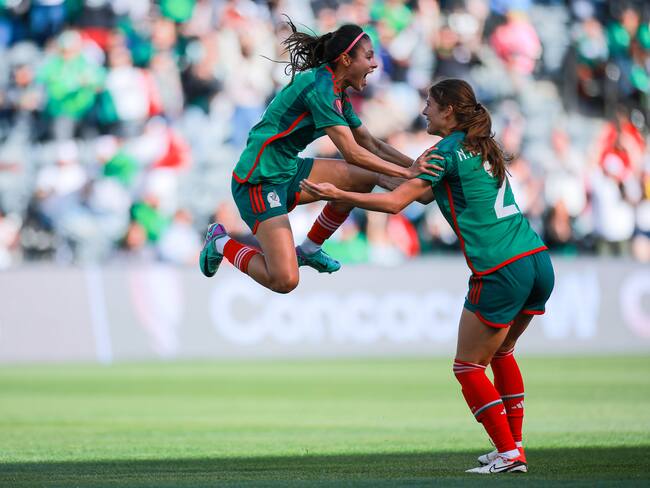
[1,447,649,487]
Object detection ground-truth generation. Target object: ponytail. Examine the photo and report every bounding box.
[429,80,511,185]
[280,18,368,81]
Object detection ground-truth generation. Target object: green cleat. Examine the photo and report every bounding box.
[199,223,227,277]
[296,247,341,274]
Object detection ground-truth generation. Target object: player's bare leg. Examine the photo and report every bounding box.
[499,313,533,351]
[296,158,378,272]
[456,308,510,365]
[244,215,300,293]
[454,309,527,474]
[199,215,300,294]
[299,158,379,205]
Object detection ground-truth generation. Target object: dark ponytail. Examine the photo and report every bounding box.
[281,18,368,80]
[429,79,511,185]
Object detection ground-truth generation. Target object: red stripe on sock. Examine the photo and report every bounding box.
[454,359,516,453]
[224,239,261,274]
[307,203,350,245]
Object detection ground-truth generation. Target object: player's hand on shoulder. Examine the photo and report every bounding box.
[408,150,443,179]
[300,179,341,201]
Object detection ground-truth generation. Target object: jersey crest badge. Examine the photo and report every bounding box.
[334,99,343,114]
[267,191,281,208]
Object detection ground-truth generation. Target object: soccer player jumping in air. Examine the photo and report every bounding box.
[301,78,555,474]
[199,21,440,293]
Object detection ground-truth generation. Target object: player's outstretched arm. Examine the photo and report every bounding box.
[325,125,441,179]
[300,178,432,215]
[351,125,413,168]
[377,148,441,204]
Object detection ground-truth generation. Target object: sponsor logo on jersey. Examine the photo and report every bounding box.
[267,191,281,208]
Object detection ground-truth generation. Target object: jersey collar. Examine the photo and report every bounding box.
[324,64,344,94]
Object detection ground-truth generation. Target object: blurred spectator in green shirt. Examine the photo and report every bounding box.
[37,30,104,139]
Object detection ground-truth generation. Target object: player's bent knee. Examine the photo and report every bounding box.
[269,274,299,294]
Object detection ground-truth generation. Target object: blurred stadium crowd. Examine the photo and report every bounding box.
[0,0,649,268]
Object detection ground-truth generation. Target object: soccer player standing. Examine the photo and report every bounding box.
[199,21,439,293]
[301,78,555,474]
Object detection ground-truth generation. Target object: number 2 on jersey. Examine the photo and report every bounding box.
[484,161,519,219]
[494,180,519,219]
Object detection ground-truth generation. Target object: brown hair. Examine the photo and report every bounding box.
[429,79,511,184]
[281,19,369,81]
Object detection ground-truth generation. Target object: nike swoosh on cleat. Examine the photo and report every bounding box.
[489,461,526,473]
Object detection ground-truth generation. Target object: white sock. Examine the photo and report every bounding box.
[299,237,321,255]
[214,235,231,254]
[499,448,521,460]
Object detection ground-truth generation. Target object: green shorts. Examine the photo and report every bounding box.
[464,250,555,328]
[231,157,314,234]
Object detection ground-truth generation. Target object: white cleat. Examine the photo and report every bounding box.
[477,449,498,466]
[478,446,526,466]
[466,454,527,474]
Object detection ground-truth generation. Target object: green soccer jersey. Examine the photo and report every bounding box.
[233,64,362,184]
[418,131,547,275]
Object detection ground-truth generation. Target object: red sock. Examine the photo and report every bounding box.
[223,239,260,274]
[307,203,350,245]
[453,359,517,454]
[491,347,524,443]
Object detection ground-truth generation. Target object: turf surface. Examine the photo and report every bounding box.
[1,357,648,486]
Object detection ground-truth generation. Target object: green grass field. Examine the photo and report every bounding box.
[1,357,649,487]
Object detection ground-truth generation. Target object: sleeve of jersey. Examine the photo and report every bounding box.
[416,149,449,186]
[342,97,362,129]
[305,86,350,130]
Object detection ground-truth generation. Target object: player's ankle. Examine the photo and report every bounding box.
[499,448,520,460]
[299,238,321,255]
[214,235,231,254]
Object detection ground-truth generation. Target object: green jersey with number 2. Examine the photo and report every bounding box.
[417,131,547,275]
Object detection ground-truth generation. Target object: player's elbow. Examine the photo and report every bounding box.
[340,146,362,166]
[386,200,405,214]
[352,132,372,151]
[359,134,379,153]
